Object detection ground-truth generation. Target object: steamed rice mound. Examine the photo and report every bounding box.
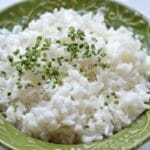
[0,8,149,144]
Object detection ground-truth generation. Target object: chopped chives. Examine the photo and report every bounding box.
[7,92,11,96]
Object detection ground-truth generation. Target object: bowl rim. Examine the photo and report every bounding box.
[0,0,150,149]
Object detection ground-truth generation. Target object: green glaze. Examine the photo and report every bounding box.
[0,0,150,149]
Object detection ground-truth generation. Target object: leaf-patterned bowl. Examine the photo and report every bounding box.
[0,0,150,149]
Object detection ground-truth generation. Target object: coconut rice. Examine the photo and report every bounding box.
[0,8,150,144]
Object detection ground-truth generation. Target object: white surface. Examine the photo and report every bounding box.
[0,0,149,150]
[0,0,20,10]
[118,0,150,18]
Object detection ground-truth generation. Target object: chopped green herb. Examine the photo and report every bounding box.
[52,84,56,89]
[111,92,118,99]
[54,26,109,81]
[25,83,34,89]
[73,64,77,67]
[106,95,110,98]
[144,101,150,105]
[13,49,20,55]
[101,52,106,57]
[100,63,109,69]
[34,36,42,48]
[71,96,75,100]
[37,82,41,86]
[52,58,55,61]
[56,40,61,44]
[8,36,63,89]
[36,63,41,67]
[57,26,62,31]
[7,27,109,90]
[0,71,7,78]
[91,44,96,50]
[79,44,84,49]
[104,102,108,106]
[80,68,83,72]
[7,92,11,96]
[91,37,97,42]
[16,82,22,89]
[8,55,14,63]
[114,100,119,104]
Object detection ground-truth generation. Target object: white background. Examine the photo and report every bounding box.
[0,0,150,150]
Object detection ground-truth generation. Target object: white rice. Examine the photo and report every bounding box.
[0,8,149,144]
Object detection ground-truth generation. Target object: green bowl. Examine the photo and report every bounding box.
[0,0,150,149]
